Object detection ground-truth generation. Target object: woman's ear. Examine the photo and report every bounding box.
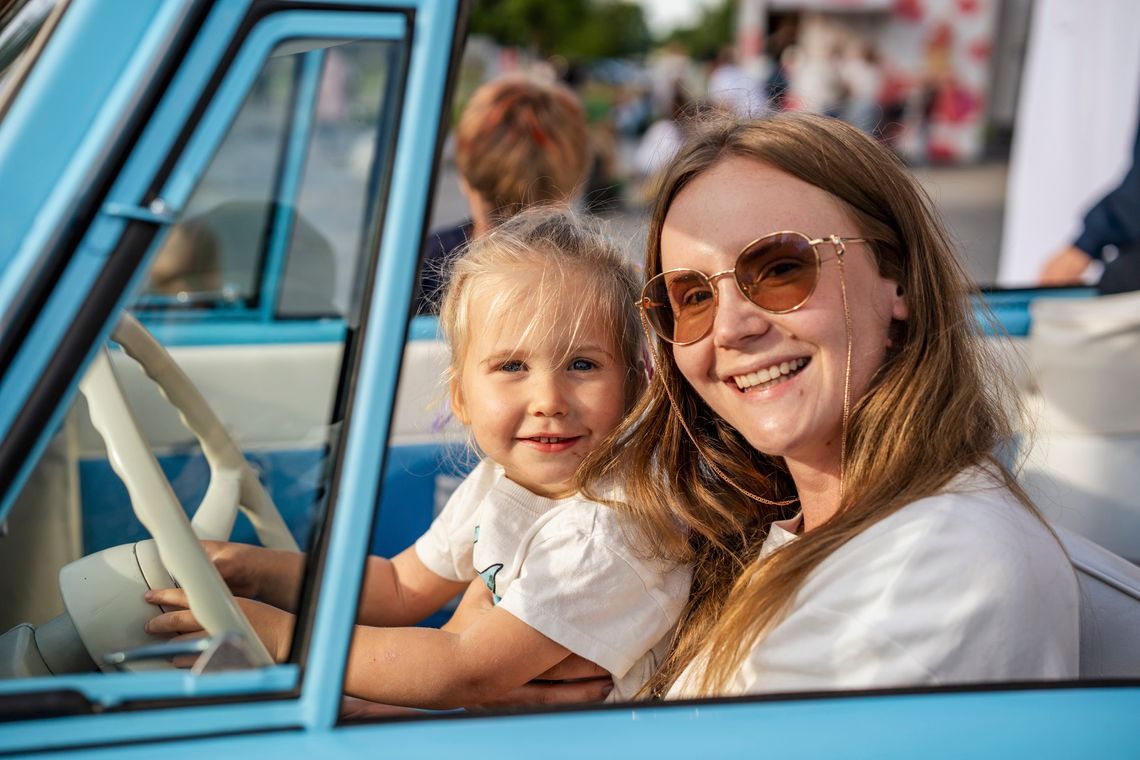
[890,282,909,321]
[449,377,470,426]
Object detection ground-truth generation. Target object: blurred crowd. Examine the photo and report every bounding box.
[445,14,988,221]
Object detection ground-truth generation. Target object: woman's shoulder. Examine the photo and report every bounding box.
[864,469,1051,547]
[817,468,1073,596]
[784,468,1079,686]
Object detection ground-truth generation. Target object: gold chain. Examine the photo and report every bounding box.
[641,313,799,508]
[830,235,852,506]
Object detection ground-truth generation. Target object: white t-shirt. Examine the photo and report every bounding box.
[415,461,692,701]
[668,469,1079,698]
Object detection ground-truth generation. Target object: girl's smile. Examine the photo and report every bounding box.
[450,277,629,498]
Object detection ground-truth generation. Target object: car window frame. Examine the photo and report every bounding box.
[0,0,464,750]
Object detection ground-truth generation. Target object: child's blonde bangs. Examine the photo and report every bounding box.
[438,208,644,407]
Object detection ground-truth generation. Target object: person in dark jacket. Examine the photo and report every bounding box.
[1041,102,1140,293]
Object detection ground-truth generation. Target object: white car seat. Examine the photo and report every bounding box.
[1056,526,1140,678]
[1020,290,1140,562]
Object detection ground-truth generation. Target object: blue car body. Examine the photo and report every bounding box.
[0,1,1136,756]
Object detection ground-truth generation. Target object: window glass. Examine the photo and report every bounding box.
[141,53,296,309]
[0,0,58,104]
[136,39,398,319]
[281,41,398,317]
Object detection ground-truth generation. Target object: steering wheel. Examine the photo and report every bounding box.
[61,311,301,670]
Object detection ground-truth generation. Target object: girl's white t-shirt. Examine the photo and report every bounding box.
[416,460,691,701]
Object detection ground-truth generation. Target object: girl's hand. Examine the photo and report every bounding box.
[441,577,496,633]
[144,587,295,663]
[200,540,260,598]
[201,541,306,612]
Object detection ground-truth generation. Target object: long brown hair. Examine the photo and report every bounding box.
[578,112,1031,696]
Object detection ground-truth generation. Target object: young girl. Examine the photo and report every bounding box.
[145,209,691,707]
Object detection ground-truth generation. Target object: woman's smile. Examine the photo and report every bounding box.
[729,356,810,392]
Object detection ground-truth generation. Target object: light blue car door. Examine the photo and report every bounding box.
[0,0,462,752]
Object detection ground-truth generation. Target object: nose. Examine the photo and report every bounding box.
[528,372,569,417]
[711,273,771,348]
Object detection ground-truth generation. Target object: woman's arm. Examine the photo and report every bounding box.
[145,587,572,710]
[341,606,571,709]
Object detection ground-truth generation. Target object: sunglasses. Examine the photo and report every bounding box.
[638,231,867,345]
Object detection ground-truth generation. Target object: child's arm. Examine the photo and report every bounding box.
[144,588,569,710]
[357,547,468,627]
[203,541,465,626]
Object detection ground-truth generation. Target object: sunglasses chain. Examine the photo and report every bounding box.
[831,235,852,506]
[642,312,799,509]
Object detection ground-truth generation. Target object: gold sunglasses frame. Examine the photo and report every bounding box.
[637,231,868,346]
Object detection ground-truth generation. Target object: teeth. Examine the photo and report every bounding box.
[734,358,807,390]
[536,437,564,444]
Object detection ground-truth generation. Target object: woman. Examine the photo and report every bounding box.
[580,112,1078,698]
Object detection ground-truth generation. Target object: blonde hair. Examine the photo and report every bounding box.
[579,112,1032,696]
[455,75,592,222]
[438,207,645,417]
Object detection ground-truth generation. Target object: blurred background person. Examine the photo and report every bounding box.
[649,42,696,120]
[838,41,883,135]
[707,45,764,117]
[1039,98,1140,294]
[999,0,1140,286]
[418,73,591,313]
[632,87,692,201]
[780,43,841,116]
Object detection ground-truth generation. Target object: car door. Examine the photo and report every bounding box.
[0,0,464,751]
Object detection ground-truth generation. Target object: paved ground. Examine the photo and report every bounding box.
[427,145,1009,286]
[911,162,1008,285]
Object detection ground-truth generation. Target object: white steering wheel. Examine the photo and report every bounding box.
[66,311,302,670]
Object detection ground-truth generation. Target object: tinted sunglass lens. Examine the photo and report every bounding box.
[642,271,714,344]
[736,233,818,312]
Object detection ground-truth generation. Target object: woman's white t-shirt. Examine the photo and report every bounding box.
[669,470,1079,698]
